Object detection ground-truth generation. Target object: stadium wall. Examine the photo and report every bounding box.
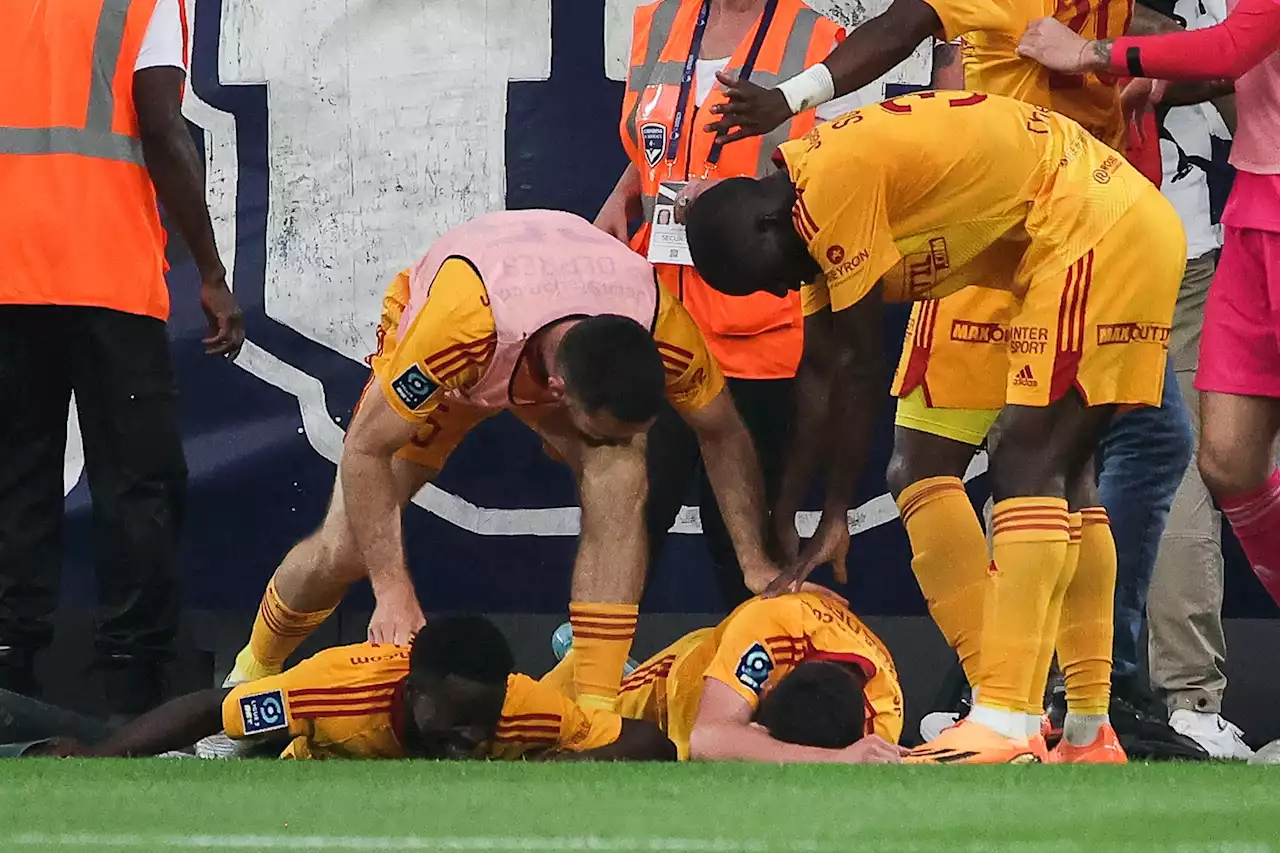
[41,0,1278,739]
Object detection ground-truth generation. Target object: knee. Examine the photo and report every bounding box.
[1197,442,1261,500]
[885,449,915,500]
[989,439,1060,501]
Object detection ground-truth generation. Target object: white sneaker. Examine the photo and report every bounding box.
[1248,738,1280,765]
[194,732,253,759]
[919,711,961,743]
[1169,709,1254,760]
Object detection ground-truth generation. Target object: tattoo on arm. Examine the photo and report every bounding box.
[1091,39,1114,69]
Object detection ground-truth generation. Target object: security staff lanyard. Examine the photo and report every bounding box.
[663,0,780,175]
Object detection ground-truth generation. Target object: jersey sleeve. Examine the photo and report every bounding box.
[374,258,497,423]
[1111,0,1280,80]
[805,191,900,314]
[702,599,799,710]
[222,667,318,741]
[652,287,726,415]
[134,0,186,71]
[920,0,1017,42]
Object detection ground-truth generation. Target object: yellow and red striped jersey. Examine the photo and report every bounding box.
[222,643,623,761]
[617,594,905,758]
[375,256,724,424]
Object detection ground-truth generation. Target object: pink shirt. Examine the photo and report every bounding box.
[1109,0,1280,230]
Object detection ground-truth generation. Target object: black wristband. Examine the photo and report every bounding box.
[1126,46,1145,78]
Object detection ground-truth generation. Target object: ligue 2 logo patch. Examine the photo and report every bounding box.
[391,364,439,411]
[239,689,288,735]
[734,642,775,696]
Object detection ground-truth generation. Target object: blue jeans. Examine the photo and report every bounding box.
[1098,357,1194,679]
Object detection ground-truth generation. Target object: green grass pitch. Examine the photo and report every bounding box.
[2,760,1278,852]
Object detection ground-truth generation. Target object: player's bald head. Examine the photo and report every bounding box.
[685,173,816,299]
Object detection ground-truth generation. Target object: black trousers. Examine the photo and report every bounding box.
[646,377,792,610]
[0,306,186,665]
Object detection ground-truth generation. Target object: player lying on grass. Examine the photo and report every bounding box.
[684,92,1185,764]
[228,209,787,719]
[546,592,907,764]
[24,616,674,761]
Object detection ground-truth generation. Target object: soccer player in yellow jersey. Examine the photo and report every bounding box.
[607,592,906,763]
[692,0,1149,765]
[225,212,786,721]
[683,92,1185,763]
[48,616,674,761]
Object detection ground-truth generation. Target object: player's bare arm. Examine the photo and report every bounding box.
[341,383,428,646]
[57,688,231,757]
[771,295,885,592]
[687,678,901,763]
[705,0,942,144]
[680,389,781,593]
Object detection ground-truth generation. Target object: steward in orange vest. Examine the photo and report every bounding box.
[599,0,857,608]
[0,0,242,714]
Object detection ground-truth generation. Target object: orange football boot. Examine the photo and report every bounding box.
[1029,733,1050,763]
[1048,723,1128,764]
[907,719,1041,765]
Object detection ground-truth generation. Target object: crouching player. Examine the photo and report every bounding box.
[28,616,673,761]
[546,591,907,763]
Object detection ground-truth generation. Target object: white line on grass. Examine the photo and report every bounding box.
[7,836,1274,853]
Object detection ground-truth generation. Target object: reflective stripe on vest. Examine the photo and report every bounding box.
[625,2,821,177]
[0,0,143,165]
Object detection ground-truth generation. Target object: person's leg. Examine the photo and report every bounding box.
[1149,252,1232,722]
[972,392,1116,739]
[228,382,480,684]
[1095,356,1193,689]
[68,308,186,715]
[696,378,791,610]
[886,395,990,689]
[568,436,649,711]
[0,306,72,696]
[1194,227,1280,604]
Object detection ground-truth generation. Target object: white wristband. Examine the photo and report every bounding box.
[776,63,836,115]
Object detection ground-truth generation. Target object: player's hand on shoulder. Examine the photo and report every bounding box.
[836,734,908,765]
[367,584,425,647]
[1016,17,1092,74]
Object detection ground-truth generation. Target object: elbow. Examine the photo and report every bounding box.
[687,725,728,762]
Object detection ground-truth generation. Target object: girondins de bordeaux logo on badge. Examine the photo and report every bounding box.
[641,123,667,168]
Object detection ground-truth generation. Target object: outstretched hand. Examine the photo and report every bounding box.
[704,71,792,146]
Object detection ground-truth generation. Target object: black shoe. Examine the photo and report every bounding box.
[97,655,168,719]
[1110,675,1210,761]
[0,647,39,698]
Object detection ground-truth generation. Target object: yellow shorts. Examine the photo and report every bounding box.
[893,387,999,447]
[891,286,1016,411]
[1006,191,1186,408]
[618,627,717,761]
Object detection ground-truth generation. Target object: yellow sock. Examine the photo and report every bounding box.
[568,602,638,712]
[1026,512,1082,715]
[897,476,990,687]
[539,650,577,698]
[975,498,1070,713]
[1057,507,1116,716]
[233,579,336,682]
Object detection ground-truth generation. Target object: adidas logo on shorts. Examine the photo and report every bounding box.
[1013,365,1037,388]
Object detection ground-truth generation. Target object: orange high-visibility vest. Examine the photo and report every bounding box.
[621,0,843,380]
[0,0,171,320]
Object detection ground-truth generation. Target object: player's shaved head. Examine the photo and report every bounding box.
[404,615,513,759]
[411,614,514,685]
[752,660,868,749]
[556,314,665,433]
[685,173,818,299]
